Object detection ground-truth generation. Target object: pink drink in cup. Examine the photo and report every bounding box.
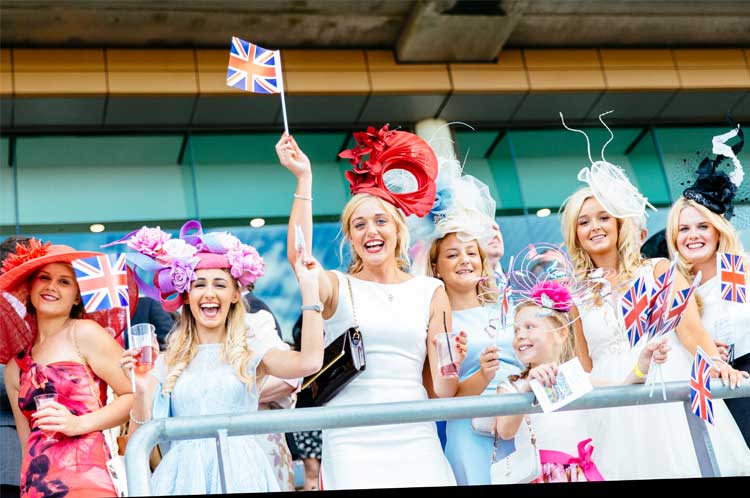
[130,323,158,375]
[34,393,60,442]
[437,332,460,378]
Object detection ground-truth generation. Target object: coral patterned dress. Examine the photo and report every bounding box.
[15,349,116,498]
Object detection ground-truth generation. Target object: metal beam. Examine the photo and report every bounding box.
[126,380,747,495]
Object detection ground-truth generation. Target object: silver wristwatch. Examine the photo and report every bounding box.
[301,303,324,313]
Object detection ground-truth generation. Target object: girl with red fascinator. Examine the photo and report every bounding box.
[276,126,468,490]
[1,241,135,498]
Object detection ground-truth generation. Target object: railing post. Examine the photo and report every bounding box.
[215,428,231,493]
[683,401,720,477]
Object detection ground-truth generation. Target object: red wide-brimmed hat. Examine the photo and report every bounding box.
[0,239,139,363]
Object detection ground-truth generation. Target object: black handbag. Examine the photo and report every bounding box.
[301,276,366,406]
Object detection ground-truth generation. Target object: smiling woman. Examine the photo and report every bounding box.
[0,242,135,498]
[560,177,750,478]
[115,220,324,495]
[276,126,466,490]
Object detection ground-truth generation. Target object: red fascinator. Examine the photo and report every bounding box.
[339,124,438,218]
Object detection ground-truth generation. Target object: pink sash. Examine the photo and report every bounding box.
[538,438,605,481]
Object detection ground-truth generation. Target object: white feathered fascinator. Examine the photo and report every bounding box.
[562,111,656,219]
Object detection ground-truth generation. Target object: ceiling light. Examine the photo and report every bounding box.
[250,218,265,228]
[536,208,551,218]
[90,223,105,233]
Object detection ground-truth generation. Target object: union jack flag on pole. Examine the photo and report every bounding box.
[718,252,747,304]
[646,260,676,338]
[227,36,289,134]
[621,276,649,347]
[72,254,130,313]
[689,346,715,425]
[659,271,702,336]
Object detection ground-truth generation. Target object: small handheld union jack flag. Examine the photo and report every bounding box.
[227,36,281,94]
[718,252,747,304]
[646,260,676,338]
[72,254,130,313]
[226,36,289,134]
[689,346,715,425]
[658,271,702,336]
[621,276,649,347]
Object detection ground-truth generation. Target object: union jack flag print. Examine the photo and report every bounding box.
[621,276,649,347]
[72,254,130,313]
[226,37,281,94]
[659,271,702,336]
[718,252,746,304]
[689,346,714,425]
[647,261,676,338]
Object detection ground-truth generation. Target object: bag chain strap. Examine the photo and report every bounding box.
[345,275,359,330]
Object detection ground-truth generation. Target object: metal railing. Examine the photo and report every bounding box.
[125,380,750,495]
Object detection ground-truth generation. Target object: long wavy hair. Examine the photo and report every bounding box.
[666,197,748,282]
[561,187,643,281]
[161,270,254,394]
[509,301,576,381]
[341,193,411,274]
[425,234,498,305]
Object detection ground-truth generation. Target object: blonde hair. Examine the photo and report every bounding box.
[341,193,410,274]
[425,233,498,304]
[162,272,254,394]
[561,187,643,280]
[666,197,747,282]
[510,302,576,380]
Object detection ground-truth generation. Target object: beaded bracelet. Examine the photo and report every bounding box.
[129,410,151,425]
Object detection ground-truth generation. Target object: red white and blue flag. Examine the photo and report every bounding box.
[72,254,130,313]
[647,261,676,338]
[621,276,649,347]
[226,37,282,94]
[659,271,702,336]
[689,346,715,425]
[718,252,746,304]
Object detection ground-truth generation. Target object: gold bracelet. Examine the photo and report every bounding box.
[633,361,646,379]
[129,410,151,425]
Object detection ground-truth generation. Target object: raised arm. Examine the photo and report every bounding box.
[262,246,325,379]
[276,134,337,315]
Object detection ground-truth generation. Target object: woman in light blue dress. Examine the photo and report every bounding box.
[118,221,324,495]
[408,155,523,485]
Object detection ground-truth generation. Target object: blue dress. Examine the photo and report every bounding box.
[444,305,523,485]
[149,311,284,495]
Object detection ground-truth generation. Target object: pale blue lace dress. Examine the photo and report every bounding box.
[149,311,284,495]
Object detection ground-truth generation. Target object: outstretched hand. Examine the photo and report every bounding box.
[275,134,311,178]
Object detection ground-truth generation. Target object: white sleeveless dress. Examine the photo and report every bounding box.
[319,271,457,490]
[578,259,750,480]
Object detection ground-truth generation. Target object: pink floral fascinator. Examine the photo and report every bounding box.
[104,220,264,312]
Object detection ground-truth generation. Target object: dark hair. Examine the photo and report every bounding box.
[0,236,32,272]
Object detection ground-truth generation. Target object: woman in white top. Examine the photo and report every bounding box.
[276,127,465,490]
[665,123,750,447]
[562,187,749,479]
